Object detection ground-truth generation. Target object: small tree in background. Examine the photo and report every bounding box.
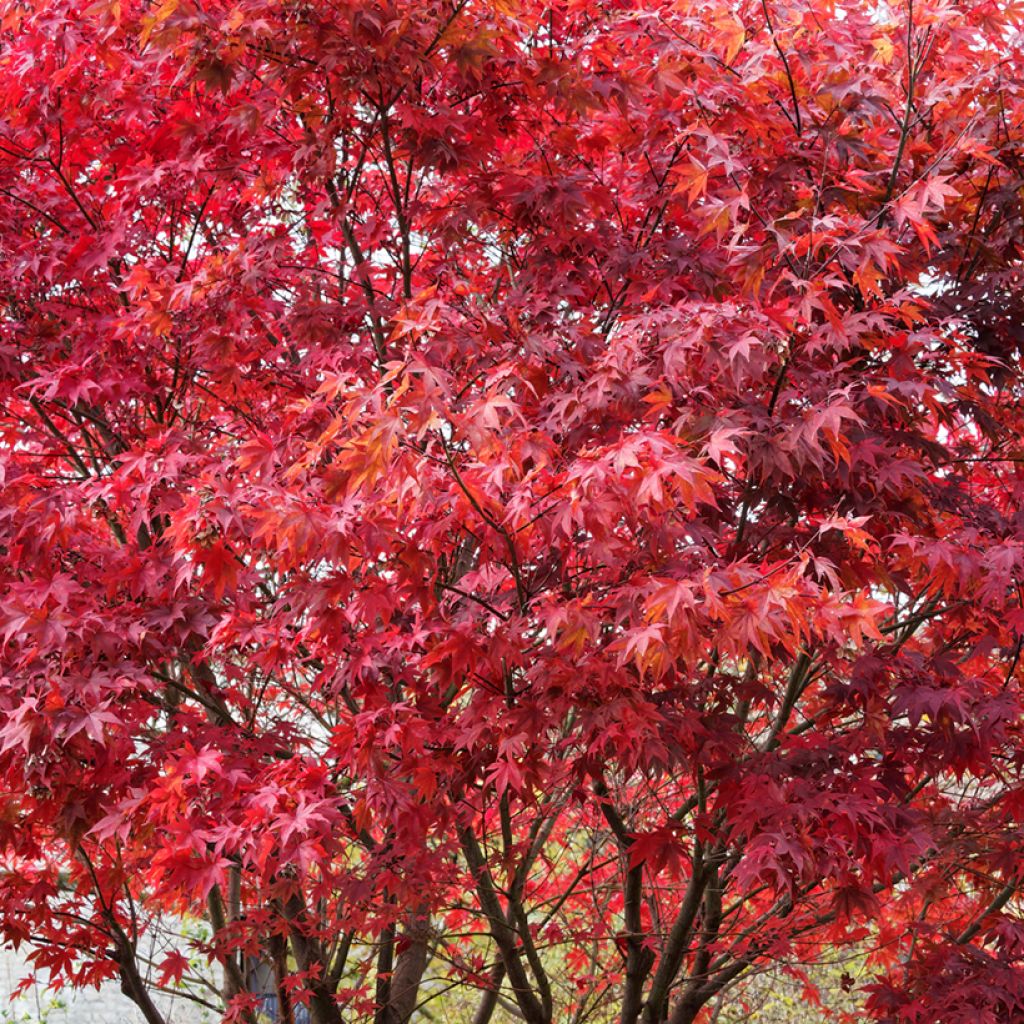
[2,1,1024,1022]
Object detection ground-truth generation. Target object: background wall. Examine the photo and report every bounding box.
[0,945,213,1024]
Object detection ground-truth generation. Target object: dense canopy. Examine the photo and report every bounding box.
[3,1,1024,1022]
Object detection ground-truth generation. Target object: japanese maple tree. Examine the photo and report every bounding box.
[3,0,1024,1022]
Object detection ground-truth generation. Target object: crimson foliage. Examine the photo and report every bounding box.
[3,2,1024,1023]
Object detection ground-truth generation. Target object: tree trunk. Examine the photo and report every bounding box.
[380,913,431,1024]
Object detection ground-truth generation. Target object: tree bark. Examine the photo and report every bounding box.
[380,913,432,1023]
[283,892,343,1024]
